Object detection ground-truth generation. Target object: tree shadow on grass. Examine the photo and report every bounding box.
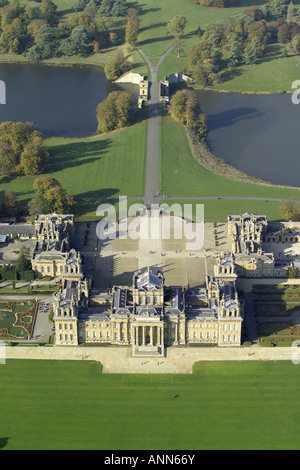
[0,438,9,449]
[46,139,112,173]
[127,2,160,16]
[255,44,286,65]
[73,188,121,217]
[219,67,245,83]
[139,22,167,33]
[137,36,172,47]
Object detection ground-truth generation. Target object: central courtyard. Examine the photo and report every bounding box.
[73,213,231,290]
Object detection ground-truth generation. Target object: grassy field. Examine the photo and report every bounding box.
[1,359,300,449]
[17,0,300,93]
[0,118,148,220]
[165,199,284,221]
[159,41,300,93]
[133,0,247,57]
[212,44,300,93]
[159,113,300,219]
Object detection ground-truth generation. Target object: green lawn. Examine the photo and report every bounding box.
[159,113,300,220]
[165,199,284,222]
[211,45,300,93]
[159,41,300,93]
[133,0,248,57]
[1,360,300,449]
[0,119,148,220]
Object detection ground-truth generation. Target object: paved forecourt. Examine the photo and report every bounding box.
[3,344,300,374]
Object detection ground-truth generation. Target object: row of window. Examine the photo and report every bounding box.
[58,334,74,342]
[223,324,239,332]
[58,323,74,330]
[59,331,240,343]
[187,331,217,340]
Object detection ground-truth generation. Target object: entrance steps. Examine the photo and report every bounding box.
[131,345,164,357]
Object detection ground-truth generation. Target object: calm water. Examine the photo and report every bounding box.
[0,63,139,137]
[0,63,299,186]
[196,90,300,188]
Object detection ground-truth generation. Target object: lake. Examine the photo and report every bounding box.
[0,62,139,138]
[196,89,300,188]
[0,62,299,187]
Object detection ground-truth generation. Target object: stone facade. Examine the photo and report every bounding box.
[31,214,82,278]
[224,213,294,278]
[45,211,300,352]
[53,265,244,353]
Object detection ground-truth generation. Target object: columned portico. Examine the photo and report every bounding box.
[132,323,164,357]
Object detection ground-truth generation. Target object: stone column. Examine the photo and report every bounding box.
[160,326,164,347]
[142,326,146,346]
[175,322,178,344]
[150,326,153,346]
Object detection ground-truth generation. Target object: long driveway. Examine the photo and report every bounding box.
[137,44,178,206]
[138,47,160,205]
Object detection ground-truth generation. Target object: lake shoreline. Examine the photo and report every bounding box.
[186,127,300,192]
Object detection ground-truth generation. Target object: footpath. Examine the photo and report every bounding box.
[4,344,300,374]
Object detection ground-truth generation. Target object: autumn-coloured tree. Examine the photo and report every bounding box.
[0,121,48,175]
[280,201,300,221]
[96,91,136,133]
[31,176,74,214]
[19,134,49,175]
[125,17,138,49]
[167,15,187,38]
[169,89,208,139]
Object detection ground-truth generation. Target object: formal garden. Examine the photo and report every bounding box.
[0,300,37,340]
[253,284,300,346]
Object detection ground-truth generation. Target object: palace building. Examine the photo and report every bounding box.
[52,266,244,354]
[30,211,300,353]
[31,214,82,278]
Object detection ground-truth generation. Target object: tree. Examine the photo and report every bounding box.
[27,194,48,216]
[288,33,300,53]
[125,17,138,49]
[188,41,212,68]
[244,7,264,21]
[280,200,300,221]
[96,91,136,133]
[33,176,61,195]
[19,134,49,175]
[73,0,88,12]
[0,121,46,175]
[196,26,203,40]
[288,266,298,278]
[243,37,262,64]
[43,185,73,213]
[169,89,208,139]
[70,25,89,53]
[111,0,127,17]
[193,58,219,86]
[227,34,243,68]
[32,176,75,213]
[16,246,31,273]
[39,0,58,26]
[287,1,295,22]
[3,190,18,216]
[174,39,184,58]
[167,15,187,38]
[104,50,131,80]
